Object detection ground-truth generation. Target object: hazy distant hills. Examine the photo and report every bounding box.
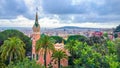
[0,26,112,32]
[55,26,101,29]
[54,26,113,31]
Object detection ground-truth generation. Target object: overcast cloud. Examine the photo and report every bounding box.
[0,0,120,28]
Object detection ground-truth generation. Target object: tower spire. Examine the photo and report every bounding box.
[35,7,38,22]
[32,7,40,60]
[34,7,39,27]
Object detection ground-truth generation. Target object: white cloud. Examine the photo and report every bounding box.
[0,15,119,28]
[0,15,33,27]
[23,0,35,12]
[39,17,61,28]
[23,0,43,16]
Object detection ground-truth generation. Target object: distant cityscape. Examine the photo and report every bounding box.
[0,26,114,40]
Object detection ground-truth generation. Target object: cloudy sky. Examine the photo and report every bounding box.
[0,0,120,28]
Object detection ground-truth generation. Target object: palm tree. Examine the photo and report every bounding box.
[52,50,67,68]
[0,37,25,63]
[36,35,55,67]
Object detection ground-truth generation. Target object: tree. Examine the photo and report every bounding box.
[114,25,120,38]
[7,58,44,68]
[50,36,65,43]
[106,40,116,54]
[89,36,105,45]
[0,59,6,68]
[0,30,32,56]
[103,32,108,38]
[114,38,120,61]
[36,35,55,67]
[114,25,120,32]
[67,35,87,43]
[105,54,120,68]
[65,40,77,66]
[0,37,25,63]
[0,33,6,46]
[71,42,107,68]
[52,50,67,68]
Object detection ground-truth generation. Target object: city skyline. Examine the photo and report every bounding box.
[0,0,120,28]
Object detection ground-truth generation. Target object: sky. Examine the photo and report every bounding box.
[0,0,120,28]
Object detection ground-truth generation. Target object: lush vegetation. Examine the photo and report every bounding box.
[50,36,65,43]
[0,30,32,56]
[0,30,32,68]
[66,40,120,68]
[67,35,87,43]
[7,58,44,68]
[114,25,120,32]
[114,25,120,38]
[0,25,120,68]
[36,35,55,67]
[0,37,25,63]
[52,50,67,68]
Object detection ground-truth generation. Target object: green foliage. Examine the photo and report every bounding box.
[50,36,65,43]
[36,35,55,52]
[52,50,67,61]
[114,33,118,38]
[35,21,39,27]
[0,30,32,56]
[7,58,44,68]
[36,35,55,67]
[0,33,6,46]
[114,25,120,38]
[65,39,120,68]
[65,40,77,56]
[106,40,116,54]
[0,29,120,68]
[114,38,120,62]
[89,36,105,45]
[71,42,102,68]
[65,40,78,65]
[52,50,67,68]
[67,35,87,43]
[0,37,25,63]
[0,59,6,68]
[103,32,108,38]
[105,54,120,68]
[114,25,120,32]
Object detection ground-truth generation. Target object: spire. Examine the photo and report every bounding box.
[35,12,38,23]
[32,7,40,32]
[34,7,39,27]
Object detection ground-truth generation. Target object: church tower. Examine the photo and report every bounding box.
[32,11,40,60]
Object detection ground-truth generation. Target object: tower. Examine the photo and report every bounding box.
[32,11,40,60]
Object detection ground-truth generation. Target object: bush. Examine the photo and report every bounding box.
[7,58,44,68]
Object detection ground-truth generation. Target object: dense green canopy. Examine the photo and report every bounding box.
[0,37,25,63]
[67,35,88,43]
[114,25,120,32]
[0,30,32,56]
[114,25,120,38]
[50,36,65,43]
